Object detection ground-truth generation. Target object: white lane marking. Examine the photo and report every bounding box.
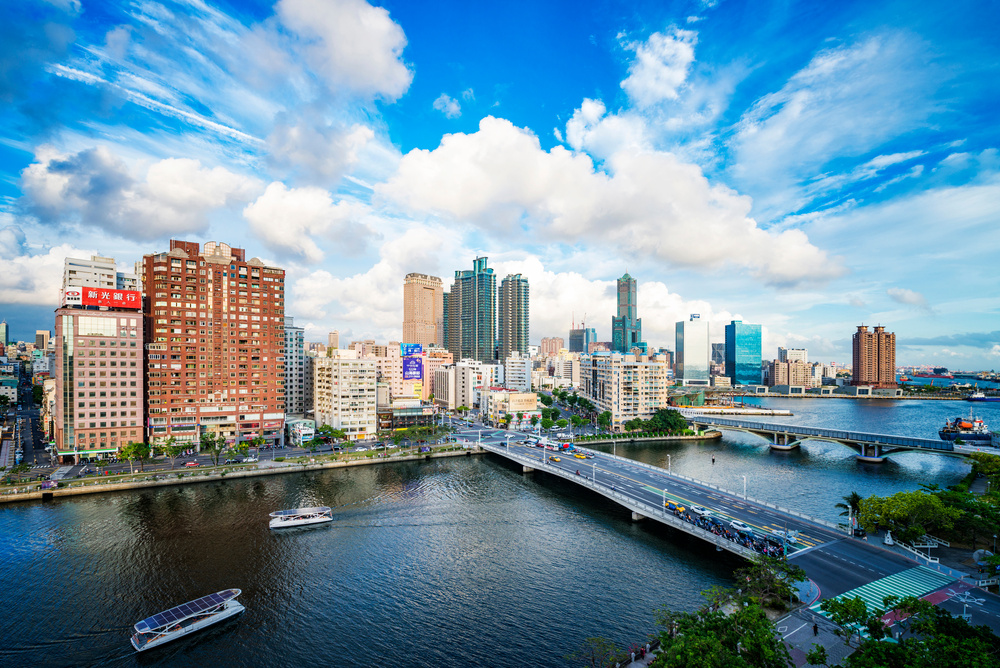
[782,622,808,639]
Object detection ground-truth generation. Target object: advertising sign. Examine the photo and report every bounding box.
[402,356,423,380]
[63,289,83,306]
[400,343,423,357]
[76,288,142,309]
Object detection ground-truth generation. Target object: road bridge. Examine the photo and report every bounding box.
[684,415,954,462]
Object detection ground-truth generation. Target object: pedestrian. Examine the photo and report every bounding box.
[813,623,819,636]
[712,455,715,464]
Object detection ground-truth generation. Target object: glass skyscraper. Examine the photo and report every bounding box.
[725,320,762,386]
[499,273,529,361]
[447,257,496,363]
[675,314,710,384]
[612,272,646,354]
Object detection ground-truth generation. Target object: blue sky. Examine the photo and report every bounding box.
[1,0,998,369]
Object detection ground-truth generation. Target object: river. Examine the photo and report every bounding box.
[0,399,994,667]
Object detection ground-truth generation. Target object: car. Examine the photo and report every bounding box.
[770,529,798,543]
[689,505,712,518]
[574,453,586,459]
[224,458,239,464]
[585,453,595,459]
[665,501,685,514]
[730,520,753,533]
[184,461,200,467]
[356,446,369,451]
[245,456,258,463]
[550,456,561,462]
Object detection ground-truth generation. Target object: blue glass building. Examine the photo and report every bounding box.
[724,320,762,386]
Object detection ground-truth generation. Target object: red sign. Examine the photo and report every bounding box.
[80,288,141,309]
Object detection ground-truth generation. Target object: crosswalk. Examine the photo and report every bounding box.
[809,566,956,623]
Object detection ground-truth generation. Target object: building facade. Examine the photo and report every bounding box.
[778,347,808,363]
[504,351,532,392]
[141,240,286,448]
[852,325,897,388]
[724,320,762,386]
[675,314,710,385]
[498,273,529,362]
[313,349,377,440]
[568,327,596,353]
[611,272,646,354]
[580,352,672,431]
[402,273,444,349]
[447,257,496,363]
[284,317,308,416]
[540,337,564,357]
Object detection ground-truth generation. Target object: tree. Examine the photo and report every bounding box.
[567,393,579,407]
[133,441,151,472]
[456,405,469,417]
[541,418,554,430]
[565,636,620,668]
[120,441,139,474]
[539,394,553,407]
[653,601,792,668]
[235,439,251,458]
[623,418,645,433]
[556,418,569,429]
[32,385,43,405]
[571,415,585,429]
[550,407,560,420]
[598,411,612,428]
[733,554,806,609]
[541,408,552,420]
[530,415,539,427]
[0,396,8,413]
[200,432,226,467]
[858,490,962,543]
[835,491,864,517]
[161,436,184,470]
[646,409,688,433]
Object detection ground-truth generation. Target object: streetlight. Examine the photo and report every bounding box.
[662,488,666,510]
[667,454,671,474]
[505,434,512,451]
[743,475,747,499]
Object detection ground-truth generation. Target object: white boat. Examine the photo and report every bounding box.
[269,506,334,529]
[131,588,244,652]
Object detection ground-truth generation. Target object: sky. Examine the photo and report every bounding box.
[1,0,998,369]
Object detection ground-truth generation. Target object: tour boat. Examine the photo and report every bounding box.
[131,589,244,652]
[269,506,334,529]
[967,391,1000,403]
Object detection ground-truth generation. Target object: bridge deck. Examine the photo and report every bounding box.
[687,416,953,451]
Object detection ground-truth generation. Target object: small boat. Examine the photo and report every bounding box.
[269,506,334,529]
[131,589,244,652]
[967,391,1000,403]
[939,410,992,443]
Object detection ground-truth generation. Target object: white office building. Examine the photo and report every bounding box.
[675,314,710,385]
[313,349,377,440]
[504,351,532,392]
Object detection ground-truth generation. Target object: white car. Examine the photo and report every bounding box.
[730,520,753,534]
[689,505,712,518]
[770,529,798,544]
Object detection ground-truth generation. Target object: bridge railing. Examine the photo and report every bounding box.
[688,417,953,451]
[481,444,759,559]
[576,445,842,531]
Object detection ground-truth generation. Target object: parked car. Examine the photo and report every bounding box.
[244,456,258,463]
[224,458,239,464]
[730,520,753,534]
[185,461,199,467]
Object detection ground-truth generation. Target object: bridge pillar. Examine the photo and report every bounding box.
[522,465,535,473]
[631,512,645,522]
[770,437,800,451]
[856,443,885,463]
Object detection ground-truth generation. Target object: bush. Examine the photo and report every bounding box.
[274,456,285,462]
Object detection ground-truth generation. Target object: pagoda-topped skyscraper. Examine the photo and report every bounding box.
[611,272,647,354]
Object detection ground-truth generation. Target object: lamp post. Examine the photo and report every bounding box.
[662,488,666,510]
[506,434,512,451]
[667,454,671,474]
[743,475,747,499]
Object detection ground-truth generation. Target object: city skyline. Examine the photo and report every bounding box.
[0,1,997,368]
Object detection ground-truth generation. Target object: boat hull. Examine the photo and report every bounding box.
[968,397,1000,402]
[939,431,992,443]
[269,515,334,529]
[132,601,245,652]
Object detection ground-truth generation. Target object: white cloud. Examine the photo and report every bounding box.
[565,98,647,160]
[378,116,841,286]
[242,182,372,263]
[887,287,927,307]
[620,28,697,107]
[276,0,412,101]
[432,93,461,119]
[20,146,261,240]
[462,88,475,102]
[990,345,1000,357]
[267,112,375,183]
[0,241,95,305]
[732,32,944,217]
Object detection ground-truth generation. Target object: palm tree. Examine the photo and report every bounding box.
[835,491,863,517]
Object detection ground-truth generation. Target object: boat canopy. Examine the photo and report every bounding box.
[269,507,332,518]
[134,589,241,633]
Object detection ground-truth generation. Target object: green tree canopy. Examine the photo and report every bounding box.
[541,418,554,430]
[858,490,962,543]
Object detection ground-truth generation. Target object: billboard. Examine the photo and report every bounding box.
[66,288,142,310]
[400,343,423,357]
[402,356,423,380]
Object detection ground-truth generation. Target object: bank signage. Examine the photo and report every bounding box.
[402,356,423,380]
[65,288,142,309]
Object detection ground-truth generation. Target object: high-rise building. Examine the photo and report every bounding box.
[711,343,726,366]
[35,330,50,351]
[675,314,710,385]
[569,327,597,353]
[447,257,496,363]
[141,240,286,448]
[499,273,529,362]
[53,253,144,463]
[504,351,532,392]
[0,320,8,345]
[725,320,762,386]
[852,325,896,388]
[611,272,646,354]
[581,352,672,430]
[403,273,444,349]
[328,331,339,350]
[62,255,139,299]
[284,317,308,416]
[313,349,377,440]
[540,337,564,357]
[778,347,808,363]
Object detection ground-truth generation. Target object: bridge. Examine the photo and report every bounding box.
[684,415,954,462]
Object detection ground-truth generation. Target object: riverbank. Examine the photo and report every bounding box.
[0,446,485,504]
[731,393,963,400]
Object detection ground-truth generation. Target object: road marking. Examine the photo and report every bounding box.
[781,621,808,639]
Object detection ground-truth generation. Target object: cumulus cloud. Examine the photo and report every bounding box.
[378,116,840,286]
[20,146,261,240]
[432,93,461,119]
[565,98,647,160]
[620,28,697,107]
[267,111,375,183]
[887,287,927,307]
[242,182,372,263]
[276,0,412,101]
[0,241,95,306]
